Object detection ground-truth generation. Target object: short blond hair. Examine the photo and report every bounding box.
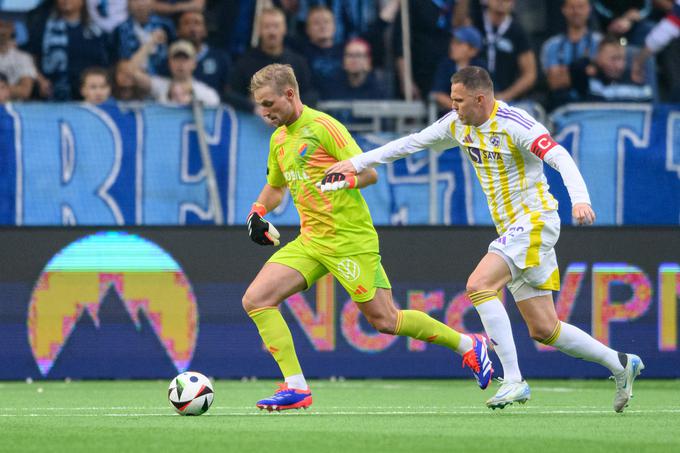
[249,63,300,96]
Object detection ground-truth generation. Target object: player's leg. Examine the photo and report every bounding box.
[243,240,326,411]
[243,262,308,385]
[355,288,473,355]
[348,261,492,389]
[516,294,645,412]
[467,253,523,384]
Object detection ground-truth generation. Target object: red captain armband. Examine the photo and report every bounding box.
[530,134,558,160]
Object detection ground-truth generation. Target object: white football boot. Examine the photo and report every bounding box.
[486,378,531,409]
[612,353,645,413]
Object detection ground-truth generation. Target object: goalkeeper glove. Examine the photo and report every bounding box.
[246,203,280,246]
[317,173,358,192]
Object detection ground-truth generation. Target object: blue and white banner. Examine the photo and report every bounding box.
[1,102,679,225]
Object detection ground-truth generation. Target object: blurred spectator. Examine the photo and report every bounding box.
[224,7,315,112]
[80,66,112,103]
[541,0,602,109]
[0,18,37,101]
[112,59,146,100]
[176,10,231,95]
[0,72,10,103]
[167,79,193,104]
[570,34,654,101]
[321,37,387,100]
[87,0,128,33]
[128,34,220,105]
[204,0,255,60]
[152,0,205,18]
[632,0,680,101]
[593,0,654,46]
[296,5,344,96]
[393,0,466,99]
[430,25,485,112]
[275,0,381,44]
[475,0,537,101]
[26,0,110,100]
[112,0,175,76]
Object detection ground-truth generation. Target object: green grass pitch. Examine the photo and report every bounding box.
[2,379,679,453]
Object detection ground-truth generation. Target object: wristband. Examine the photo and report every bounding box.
[250,202,267,217]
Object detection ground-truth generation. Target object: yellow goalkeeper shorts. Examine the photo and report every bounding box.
[267,236,391,302]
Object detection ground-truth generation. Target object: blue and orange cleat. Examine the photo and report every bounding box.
[462,334,494,390]
[256,383,312,412]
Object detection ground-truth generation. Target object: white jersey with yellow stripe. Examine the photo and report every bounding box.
[454,101,559,233]
[351,101,574,234]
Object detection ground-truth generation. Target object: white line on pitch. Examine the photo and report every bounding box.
[2,409,680,417]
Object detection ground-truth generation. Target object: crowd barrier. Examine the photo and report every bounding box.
[1,226,677,379]
[1,102,679,226]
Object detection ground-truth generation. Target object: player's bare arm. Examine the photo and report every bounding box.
[254,183,286,212]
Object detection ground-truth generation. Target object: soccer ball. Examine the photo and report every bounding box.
[168,371,214,416]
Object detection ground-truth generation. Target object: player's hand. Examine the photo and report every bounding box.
[316,173,358,192]
[572,203,595,226]
[325,159,358,175]
[246,206,280,246]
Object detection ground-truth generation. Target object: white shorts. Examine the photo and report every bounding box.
[488,210,561,302]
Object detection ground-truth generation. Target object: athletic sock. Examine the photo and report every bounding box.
[396,309,472,355]
[284,374,309,391]
[248,307,307,389]
[542,321,624,373]
[469,290,523,382]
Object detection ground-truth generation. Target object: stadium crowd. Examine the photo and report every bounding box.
[0,0,678,111]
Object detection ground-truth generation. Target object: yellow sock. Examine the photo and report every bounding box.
[395,310,470,354]
[248,307,302,377]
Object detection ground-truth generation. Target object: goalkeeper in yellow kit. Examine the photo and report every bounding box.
[243,64,493,411]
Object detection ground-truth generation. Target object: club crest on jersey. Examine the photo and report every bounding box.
[298,143,309,157]
[490,134,501,147]
[337,258,360,282]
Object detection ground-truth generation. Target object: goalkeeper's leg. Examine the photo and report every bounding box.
[243,263,312,410]
[356,289,494,389]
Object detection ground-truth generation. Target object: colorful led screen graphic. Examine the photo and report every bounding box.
[27,232,198,376]
[0,227,676,379]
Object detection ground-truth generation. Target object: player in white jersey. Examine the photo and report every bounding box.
[321,66,644,412]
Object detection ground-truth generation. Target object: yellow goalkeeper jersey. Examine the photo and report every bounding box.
[266,106,379,255]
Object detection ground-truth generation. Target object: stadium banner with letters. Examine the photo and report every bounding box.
[0,102,679,226]
[0,227,677,380]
